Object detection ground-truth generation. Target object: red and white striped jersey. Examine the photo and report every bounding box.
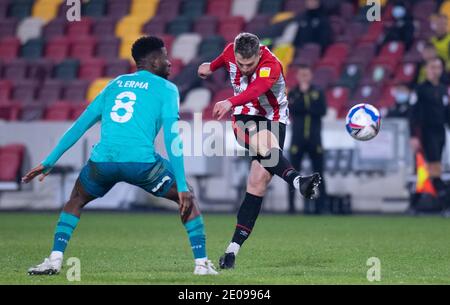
[210,43,290,124]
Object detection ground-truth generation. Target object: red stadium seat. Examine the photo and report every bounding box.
[358,22,383,43]
[326,86,349,112]
[0,103,21,121]
[0,37,20,60]
[285,65,299,90]
[45,36,71,61]
[379,85,396,108]
[71,102,88,120]
[44,102,72,121]
[218,16,245,43]
[12,80,38,102]
[194,15,218,37]
[169,58,183,79]
[212,88,234,104]
[393,62,417,84]
[0,144,25,182]
[379,41,405,62]
[2,59,28,81]
[0,80,12,101]
[69,36,97,60]
[37,80,64,104]
[322,43,350,64]
[66,18,93,38]
[79,58,105,81]
[207,0,232,19]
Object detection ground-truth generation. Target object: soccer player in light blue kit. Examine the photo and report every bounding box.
[23,36,218,276]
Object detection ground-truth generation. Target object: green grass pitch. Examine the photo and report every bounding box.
[0,212,449,284]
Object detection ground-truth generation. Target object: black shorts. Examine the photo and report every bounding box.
[422,127,446,163]
[232,114,286,162]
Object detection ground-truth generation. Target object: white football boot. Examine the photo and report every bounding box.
[194,259,219,275]
[28,254,63,275]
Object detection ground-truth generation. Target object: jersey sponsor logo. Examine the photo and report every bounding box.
[151,175,172,192]
[259,67,271,78]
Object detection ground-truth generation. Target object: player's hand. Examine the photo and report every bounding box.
[21,164,51,183]
[198,63,212,79]
[410,137,421,152]
[213,99,232,120]
[178,191,194,219]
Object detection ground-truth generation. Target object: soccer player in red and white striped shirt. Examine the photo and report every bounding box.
[198,33,322,269]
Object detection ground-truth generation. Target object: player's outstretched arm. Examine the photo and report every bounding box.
[22,104,102,183]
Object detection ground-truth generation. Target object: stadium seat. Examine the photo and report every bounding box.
[218,16,245,43]
[119,34,142,61]
[45,36,71,61]
[0,19,18,40]
[44,102,72,121]
[0,104,21,121]
[337,63,363,90]
[207,0,232,19]
[104,59,130,78]
[197,35,225,59]
[8,0,33,20]
[379,41,405,63]
[273,44,295,74]
[87,78,112,101]
[180,87,212,113]
[166,16,193,36]
[284,0,306,14]
[292,43,321,66]
[115,16,144,40]
[19,104,45,121]
[160,34,175,54]
[358,22,383,43]
[393,62,417,84]
[42,18,66,40]
[0,80,12,102]
[352,84,383,105]
[171,33,202,65]
[21,38,45,59]
[193,16,218,38]
[27,58,54,80]
[0,37,20,60]
[211,88,234,104]
[16,17,44,44]
[83,0,107,17]
[92,17,117,37]
[79,58,105,81]
[107,0,131,18]
[69,36,97,60]
[285,65,299,90]
[3,59,28,81]
[232,0,260,22]
[32,0,61,23]
[71,102,88,120]
[379,85,396,109]
[67,18,93,38]
[245,14,271,34]
[413,0,437,21]
[181,0,206,18]
[37,79,64,103]
[12,80,37,102]
[142,16,168,36]
[0,1,8,19]
[312,65,340,89]
[169,58,183,80]
[53,59,80,81]
[271,12,295,24]
[0,144,25,182]
[258,0,284,15]
[62,79,89,102]
[96,36,120,59]
[326,86,350,112]
[129,0,158,22]
[274,21,299,46]
[156,0,182,20]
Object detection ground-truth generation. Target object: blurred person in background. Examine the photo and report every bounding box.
[386,82,412,118]
[430,14,450,71]
[416,42,448,84]
[409,58,450,215]
[382,0,415,50]
[287,65,327,214]
[293,0,332,52]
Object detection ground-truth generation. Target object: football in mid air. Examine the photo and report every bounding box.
[345,103,381,141]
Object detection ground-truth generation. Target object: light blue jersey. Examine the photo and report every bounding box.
[42,70,188,192]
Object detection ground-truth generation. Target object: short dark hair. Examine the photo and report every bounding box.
[297,64,312,70]
[234,32,260,58]
[131,36,165,65]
